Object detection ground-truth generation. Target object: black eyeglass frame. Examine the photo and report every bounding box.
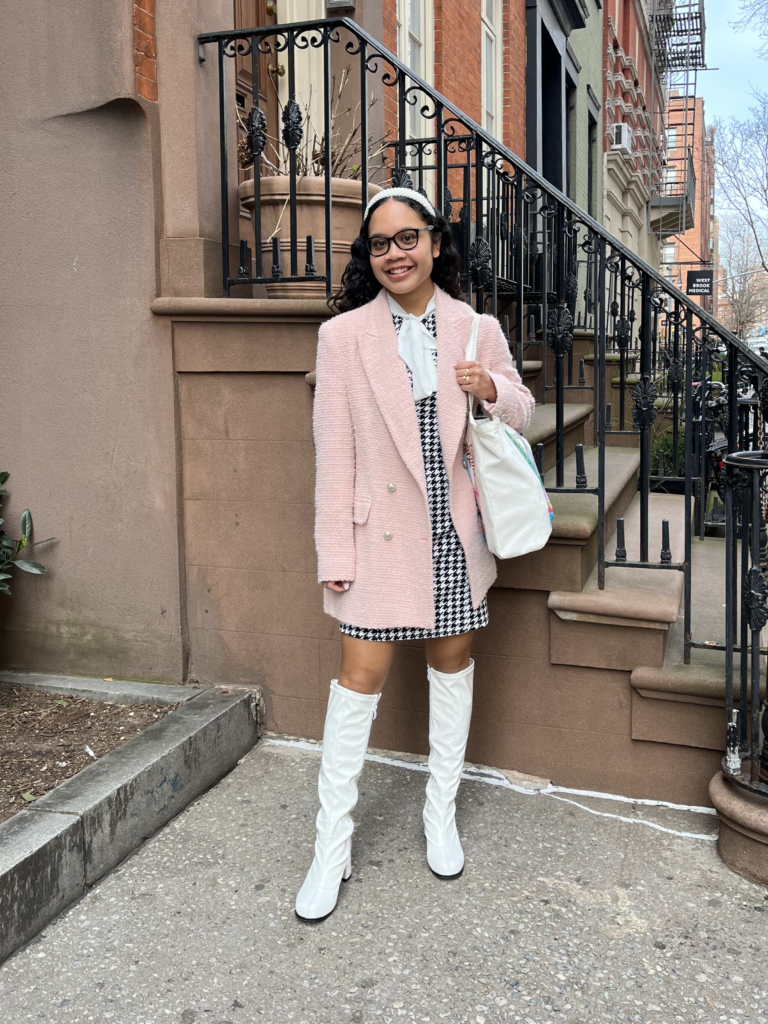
[365,226,433,257]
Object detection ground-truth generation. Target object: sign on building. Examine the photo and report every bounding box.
[686,270,713,296]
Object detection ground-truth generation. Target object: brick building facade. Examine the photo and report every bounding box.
[602,0,666,268]
[381,0,526,157]
[659,96,715,315]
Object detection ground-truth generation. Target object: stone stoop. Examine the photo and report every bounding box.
[543,493,739,805]
[627,530,766,779]
[548,491,686,671]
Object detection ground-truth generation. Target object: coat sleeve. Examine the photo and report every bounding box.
[478,315,536,433]
[313,322,356,583]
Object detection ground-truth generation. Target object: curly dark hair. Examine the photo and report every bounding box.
[329,195,463,314]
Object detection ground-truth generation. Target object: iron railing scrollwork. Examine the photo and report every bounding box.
[198,16,768,800]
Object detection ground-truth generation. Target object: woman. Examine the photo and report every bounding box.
[296,186,535,922]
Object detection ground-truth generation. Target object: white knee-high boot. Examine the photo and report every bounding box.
[295,679,380,921]
[423,660,474,879]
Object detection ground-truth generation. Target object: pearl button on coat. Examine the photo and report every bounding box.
[313,285,535,630]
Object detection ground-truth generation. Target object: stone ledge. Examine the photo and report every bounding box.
[0,681,261,964]
[0,812,84,964]
[631,664,766,703]
[0,671,205,707]
[151,296,332,319]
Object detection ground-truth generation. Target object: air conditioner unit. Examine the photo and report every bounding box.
[611,123,633,156]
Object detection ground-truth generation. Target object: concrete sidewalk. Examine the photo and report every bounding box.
[0,738,766,1024]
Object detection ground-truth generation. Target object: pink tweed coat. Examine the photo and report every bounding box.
[314,284,535,629]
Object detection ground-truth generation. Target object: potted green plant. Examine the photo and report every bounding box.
[0,472,54,595]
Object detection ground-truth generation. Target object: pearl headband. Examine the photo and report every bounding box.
[363,186,437,222]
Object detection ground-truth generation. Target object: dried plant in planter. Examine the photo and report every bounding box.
[237,64,389,182]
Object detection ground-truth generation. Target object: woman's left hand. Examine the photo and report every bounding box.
[454,360,497,403]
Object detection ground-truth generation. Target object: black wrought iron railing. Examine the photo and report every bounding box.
[198,16,768,798]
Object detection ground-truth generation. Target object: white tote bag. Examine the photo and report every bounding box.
[462,313,553,559]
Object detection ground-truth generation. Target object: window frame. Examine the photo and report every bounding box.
[396,0,435,139]
[481,0,504,137]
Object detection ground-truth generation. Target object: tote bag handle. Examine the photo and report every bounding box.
[465,312,481,423]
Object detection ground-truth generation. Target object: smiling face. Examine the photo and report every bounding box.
[366,199,442,307]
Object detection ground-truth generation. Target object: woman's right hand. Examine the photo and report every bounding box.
[323,580,351,592]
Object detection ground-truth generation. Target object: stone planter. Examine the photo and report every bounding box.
[238,176,381,299]
[709,771,768,886]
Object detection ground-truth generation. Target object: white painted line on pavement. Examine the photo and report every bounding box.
[263,737,719,842]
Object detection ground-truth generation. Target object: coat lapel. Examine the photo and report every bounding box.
[359,289,427,497]
[435,286,475,470]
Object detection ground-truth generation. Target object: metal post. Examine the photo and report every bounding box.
[217,40,231,297]
[684,307,694,663]
[639,274,652,562]
[597,240,607,590]
[323,32,333,297]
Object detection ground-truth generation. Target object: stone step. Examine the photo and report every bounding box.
[495,445,640,593]
[522,360,543,402]
[548,490,686,669]
[628,528,766,758]
[522,402,593,475]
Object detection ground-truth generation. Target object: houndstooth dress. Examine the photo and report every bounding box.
[339,308,489,641]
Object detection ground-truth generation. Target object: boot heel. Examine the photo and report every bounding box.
[342,856,352,882]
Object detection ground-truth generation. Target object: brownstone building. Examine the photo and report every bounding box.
[1,0,735,810]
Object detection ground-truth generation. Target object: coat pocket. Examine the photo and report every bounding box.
[353,495,371,525]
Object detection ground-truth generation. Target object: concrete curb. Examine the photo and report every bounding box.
[0,682,261,964]
[0,670,205,706]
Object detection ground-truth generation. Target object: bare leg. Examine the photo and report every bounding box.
[424,630,474,674]
[339,633,396,695]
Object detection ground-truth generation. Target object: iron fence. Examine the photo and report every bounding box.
[198,16,768,799]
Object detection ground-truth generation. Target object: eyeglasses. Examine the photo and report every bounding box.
[365,227,432,257]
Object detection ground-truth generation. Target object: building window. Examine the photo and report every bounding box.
[481,0,503,136]
[587,113,597,217]
[667,126,678,151]
[397,0,434,138]
[662,243,677,265]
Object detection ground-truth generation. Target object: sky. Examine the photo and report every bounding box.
[698,0,766,201]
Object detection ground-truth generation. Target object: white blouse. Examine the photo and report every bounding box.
[387,293,438,402]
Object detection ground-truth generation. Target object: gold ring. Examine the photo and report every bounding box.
[463,370,471,382]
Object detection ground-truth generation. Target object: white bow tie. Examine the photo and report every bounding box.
[387,293,437,401]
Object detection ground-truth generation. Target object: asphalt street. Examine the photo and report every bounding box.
[1,738,766,1024]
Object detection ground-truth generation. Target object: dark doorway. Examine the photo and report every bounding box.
[587,112,598,217]
[565,75,577,199]
[541,26,563,190]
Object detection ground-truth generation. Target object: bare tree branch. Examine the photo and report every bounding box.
[730,0,768,58]
[714,92,768,277]
[717,212,768,335]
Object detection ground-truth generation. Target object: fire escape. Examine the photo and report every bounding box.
[648,0,706,238]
